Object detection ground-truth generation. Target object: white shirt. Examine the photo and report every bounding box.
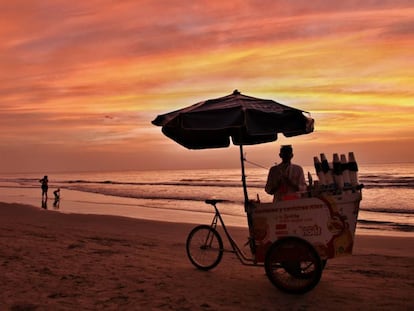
[265,162,306,202]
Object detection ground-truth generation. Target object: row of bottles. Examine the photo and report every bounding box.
[310,152,360,194]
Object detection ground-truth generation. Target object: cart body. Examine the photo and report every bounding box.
[250,191,362,263]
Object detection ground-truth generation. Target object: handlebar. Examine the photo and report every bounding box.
[205,199,226,206]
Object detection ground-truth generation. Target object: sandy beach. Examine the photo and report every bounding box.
[1,202,413,311]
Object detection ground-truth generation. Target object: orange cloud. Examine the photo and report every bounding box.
[0,0,413,172]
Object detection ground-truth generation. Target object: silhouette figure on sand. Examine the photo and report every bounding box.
[53,188,60,208]
[39,175,49,209]
[39,175,49,200]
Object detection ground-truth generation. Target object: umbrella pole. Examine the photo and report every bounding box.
[240,144,257,256]
[239,144,249,207]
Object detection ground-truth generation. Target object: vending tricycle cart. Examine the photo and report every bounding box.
[186,188,362,294]
[152,90,362,294]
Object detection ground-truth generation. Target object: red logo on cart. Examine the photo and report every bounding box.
[301,224,322,237]
[275,224,288,235]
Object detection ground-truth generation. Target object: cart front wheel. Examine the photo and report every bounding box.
[186,225,223,270]
[264,237,322,294]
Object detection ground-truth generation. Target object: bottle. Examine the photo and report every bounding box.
[340,154,351,190]
[307,171,313,187]
[332,153,344,191]
[348,152,359,187]
[313,156,326,186]
[320,153,334,188]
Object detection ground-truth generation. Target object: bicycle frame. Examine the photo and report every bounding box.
[205,200,262,267]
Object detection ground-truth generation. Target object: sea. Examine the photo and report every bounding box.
[0,163,413,237]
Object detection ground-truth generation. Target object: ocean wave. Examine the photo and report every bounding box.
[66,185,243,205]
[360,207,414,215]
[357,219,414,232]
[65,177,413,190]
[65,179,245,188]
[361,183,414,189]
[2,175,413,190]
[359,176,414,188]
[63,179,414,190]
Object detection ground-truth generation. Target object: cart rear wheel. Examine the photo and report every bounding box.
[186,225,223,270]
[264,237,322,294]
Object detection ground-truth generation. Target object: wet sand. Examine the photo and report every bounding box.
[0,202,413,310]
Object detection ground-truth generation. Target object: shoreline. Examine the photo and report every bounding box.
[0,185,413,238]
[0,186,248,228]
[1,201,413,310]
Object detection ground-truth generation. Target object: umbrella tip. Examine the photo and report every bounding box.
[232,89,241,95]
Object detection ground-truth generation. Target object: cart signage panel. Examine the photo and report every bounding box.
[251,193,361,262]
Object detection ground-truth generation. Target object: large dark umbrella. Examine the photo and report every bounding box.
[152,90,314,204]
[152,90,314,149]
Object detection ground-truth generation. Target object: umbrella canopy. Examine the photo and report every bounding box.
[152,90,314,149]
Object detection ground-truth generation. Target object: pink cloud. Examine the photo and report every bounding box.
[0,0,413,172]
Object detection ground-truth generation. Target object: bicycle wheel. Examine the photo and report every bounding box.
[186,225,223,271]
[264,237,322,294]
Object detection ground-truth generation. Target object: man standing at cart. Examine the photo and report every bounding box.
[265,145,306,202]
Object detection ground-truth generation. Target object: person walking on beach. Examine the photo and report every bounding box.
[265,145,306,202]
[39,175,49,200]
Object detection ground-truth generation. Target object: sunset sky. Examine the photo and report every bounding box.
[1,0,413,173]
